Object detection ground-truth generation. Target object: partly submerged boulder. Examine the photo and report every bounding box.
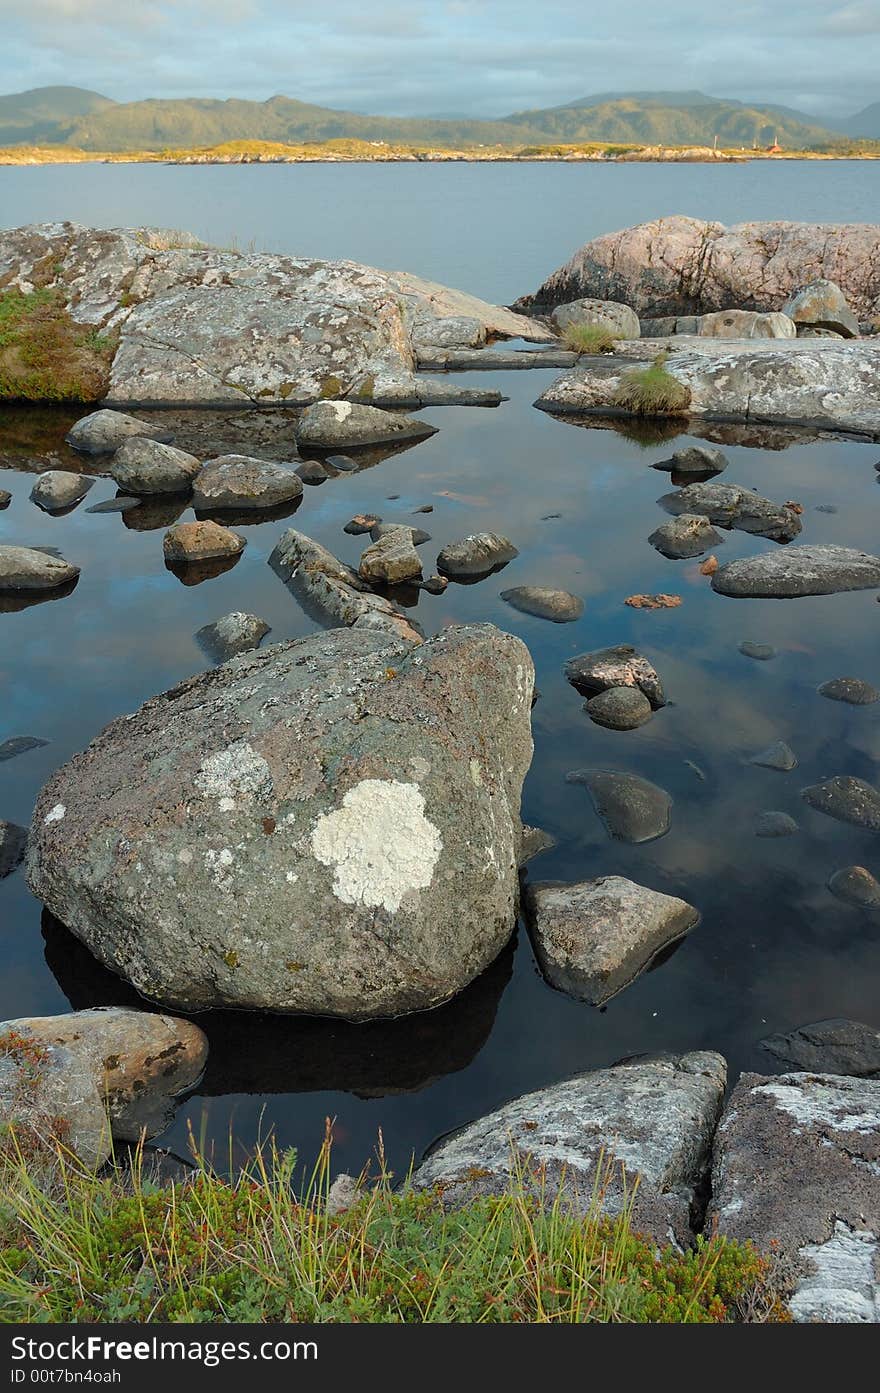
[27,625,534,1019]
[0,546,80,593]
[712,545,880,598]
[294,401,437,450]
[111,438,202,495]
[192,455,303,512]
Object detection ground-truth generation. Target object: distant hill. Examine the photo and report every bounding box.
[843,102,880,138]
[0,84,872,152]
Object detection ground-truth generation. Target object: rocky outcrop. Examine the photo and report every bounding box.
[711,545,880,598]
[269,529,424,643]
[515,217,880,321]
[27,625,534,1020]
[0,1008,207,1167]
[411,1053,727,1245]
[709,1072,880,1322]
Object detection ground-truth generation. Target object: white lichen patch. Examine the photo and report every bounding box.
[754,1080,880,1134]
[194,742,273,801]
[310,779,442,912]
[789,1221,880,1323]
[44,804,65,825]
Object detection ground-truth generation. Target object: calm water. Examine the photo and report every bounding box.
[1,161,879,1177]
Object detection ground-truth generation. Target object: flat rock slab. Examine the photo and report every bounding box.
[0,546,80,593]
[294,401,437,450]
[712,545,880,598]
[567,769,672,843]
[709,1071,880,1322]
[762,1020,880,1077]
[658,482,802,542]
[500,586,583,623]
[564,644,665,708]
[525,875,699,1005]
[111,438,201,495]
[26,625,534,1020]
[66,408,173,454]
[411,1052,727,1245]
[801,776,880,831]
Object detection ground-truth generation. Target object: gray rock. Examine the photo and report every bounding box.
[755,810,799,838]
[697,309,796,339]
[192,455,303,512]
[30,471,94,513]
[649,513,723,559]
[437,533,518,579]
[658,481,802,542]
[828,866,880,907]
[370,522,431,546]
[324,454,359,472]
[783,280,859,339]
[358,528,423,585]
[550,298,640,340]
[567,769,672,844]
[0,1008,208,1168]
[584,687,653,730]
[500,586,583,623]
[111,438,201,495]
[0,736,48,762]
[518,825,557,865]
[411,315,487,350]
[296,459,330,484]
[713,545,880,598]
[749,740,798,772]
[196,612,271,664]
[86,497,141,514]
[0,546,80,592]
[411,1053,727,1245]
[564,644,665,709]
[325,1173,360,1216]
[652,445,728,478]
[27,625,534,1019]
[709,1071,880,1322]
[269,529,423,645]
[801,776,880,832]
[65,408,173,455]
[0,821,27,879]
[818,677,880,706]
[294,401,437,450]
[739,641,777,661]
[525,876,699,1005]
[762,1020,880,1077]
[163,520,245,563]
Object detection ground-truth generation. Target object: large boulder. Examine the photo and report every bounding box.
[515,217,880,321]
[66,408,173,454]
[192,455,303,511]
[711,545,880,598]
[550,298,640,340]
[294,401,437,450]
[658,481,802,542]
[111,438,202,495]
[697,310,796,339]
[709,1072,880,1322]
[783,280,860,338]
[411,1053,727,1245]
[0,546,80,593]
[30,471,94,513]
[27,625,534,1019]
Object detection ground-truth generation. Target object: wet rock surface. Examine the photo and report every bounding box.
[762,1020,880,1077]
[828,865,880,907]
[749,740,798,773]
[584,687,653,730]
[30,471,94,513]
[739,641,777,661]
[436,532,518,579]
[566,769,672,843]
[801,776,880,832]
[564,644,665,708]
[500,586,583,623]
[755,810,799,838]
[712,545,880,598]
[525,876,700,1005]
[658,481,802,542]
[0,821,27,879]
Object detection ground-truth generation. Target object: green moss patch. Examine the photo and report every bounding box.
[0,288,117,402]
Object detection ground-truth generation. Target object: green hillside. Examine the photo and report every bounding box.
[0,86,113,145]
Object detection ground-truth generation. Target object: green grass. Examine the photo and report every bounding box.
[560,323,621,355]
[0,1128,786,1324]
[0,287,117,402]
[611,351,692,417]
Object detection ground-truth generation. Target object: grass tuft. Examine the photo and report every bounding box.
[560,323,621,355]
[0,288,117,402]
[611,351,691,417]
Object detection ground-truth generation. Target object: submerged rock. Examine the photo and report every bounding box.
[0,821,27,879]
[709,1071,880,1321]
[296,459,330,484]
[713,546,880,598]
[65,408,173,455]
[411,1053,727,1245]
[564,644,665,709]
[294,401,437,450]
[739,641,778,661]
[500,586,583,623]
[436,533,518,580]
[649,513,722,559]
[30,471,94,514]
[111,438,201,495]
[749,740,798,772]
[192,455,303,511]
[358,528,423,585]
[525,876,699,1005]
[518,825,557,865]
[828,865,880,908]
[0,490,10,508]
[86,496,141,514]
[658,481,802,542]
[195,612,271,664]
[762,1019,880,1076]
[652,445,728,478]
[0,736,48,762]
[163,520,245,563]
[27,625,534,1019]
[801,776,880,832]
[0,546,80,593]
[755,810,799,838]
[567,769,672,844]
[584,687,653,730]
[817,677,880,706]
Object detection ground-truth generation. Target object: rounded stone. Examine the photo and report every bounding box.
[585,687,653,730]
[501,586,584,623]
[817,677,880,706]
[828,866,880,908]
[30,471,94,513]
[754,811,799,838]
[111,438,202,495]
[163,520,246,563]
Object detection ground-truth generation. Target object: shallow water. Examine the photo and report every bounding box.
[1,160,879,1176]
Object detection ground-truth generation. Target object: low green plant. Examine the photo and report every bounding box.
[0,1126,786,1324]
[0,287,117,401]
[611,350,691,417]
[560,322,621,355]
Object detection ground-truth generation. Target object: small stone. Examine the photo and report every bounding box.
[370,522,431,546]
[565,644,665,709]
[699,555,719,575]
[649,513,722,559]
[755,811,798,838]
[0,490,10,509]
[192,456,303,511]
[0,736,48,762]
[801,776,880,831]
[111,439,201,495]
[519,826,557,865]
[739,641,777,661]
[652,445,728,478]
[296,460,329,484]
[817,677,880,706]
[623,594,682,610]
[326,1173,359,1216]
[501,586,584,623]
[585,687,653,730]
[196,613,271,664]
[0,821,27,878]
[413,504,433,514]
[358,528,423,585]
[163,521,246,563]
[325,455,359,472]
[749,741,798,772]
[86,496,141,514]
[828,866,880,907]
[567,769,672,844]
[344,514,382,535]
[437,533,518,580]
[30,471,94,513]
[420,575,448,595]
[815,504,838,514]
[66,409,173,455]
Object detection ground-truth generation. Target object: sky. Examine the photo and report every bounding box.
[1,0,878,120]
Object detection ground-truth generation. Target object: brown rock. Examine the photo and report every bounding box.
[163,520,246,563]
